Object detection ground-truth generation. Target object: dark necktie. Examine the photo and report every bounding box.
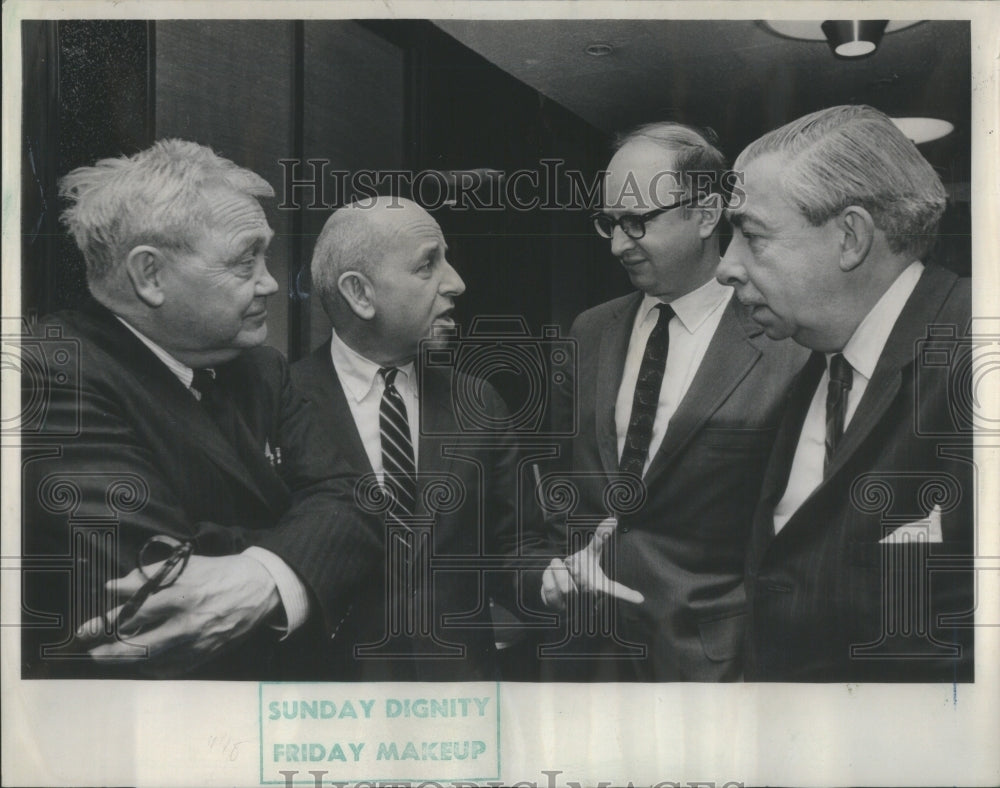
[192,368,258,463]
[824,353,854,472]
[191,368,232,435]
[619,303,674,477]
[379,367,417,517]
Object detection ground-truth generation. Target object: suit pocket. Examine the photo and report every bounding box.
[698,610,746,662]
[700,427,776,454]
[849,540,968,568]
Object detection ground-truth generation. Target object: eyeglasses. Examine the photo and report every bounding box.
[114,535,193,633]
[591,197,695,240]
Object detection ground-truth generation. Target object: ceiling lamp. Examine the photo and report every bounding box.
[821,20,888,58]
[891,117,955,144]
[763,20,921,42]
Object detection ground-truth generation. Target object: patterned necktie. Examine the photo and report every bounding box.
[379,367,417,516]
[824,353,854,472]
[619,303,674,477]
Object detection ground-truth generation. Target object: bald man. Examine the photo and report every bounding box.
[293,197,535,680]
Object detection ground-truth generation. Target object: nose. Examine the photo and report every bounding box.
[609,224,636,258]
[440,260,466,297]
[716,237,749,287]
[255,259,280,297]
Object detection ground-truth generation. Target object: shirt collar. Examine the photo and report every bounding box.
[639,275,731,334]
[329,328,416,403]
[839,260,924,380]
[116,316,195,389]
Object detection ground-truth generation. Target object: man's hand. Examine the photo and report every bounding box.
[76,554,281,676]
[541,517,644,610]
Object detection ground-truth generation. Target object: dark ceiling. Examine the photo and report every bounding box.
[434,19,971,190]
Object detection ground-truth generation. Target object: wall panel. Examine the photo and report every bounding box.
[301,22,405,352]
[155,20,296,354]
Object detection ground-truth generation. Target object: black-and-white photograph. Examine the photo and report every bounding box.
[3,3,998,787]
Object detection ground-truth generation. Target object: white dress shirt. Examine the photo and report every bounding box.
[615,277,732,476]
[773,261,925,534]
[116,317,309,635]
[329,328,420,480]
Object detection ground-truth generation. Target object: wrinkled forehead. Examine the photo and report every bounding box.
[196,183,274,247]
[725,153,798,226]
[602,139,685,212]
[376,201,446,248]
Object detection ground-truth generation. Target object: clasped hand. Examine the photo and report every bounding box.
[540,517,644,610]
[76,553,280,676]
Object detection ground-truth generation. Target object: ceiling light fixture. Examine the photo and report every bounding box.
[821,20,888,58]
[585,42,614,57]
[763,20,921,42]
[891,117,955,144]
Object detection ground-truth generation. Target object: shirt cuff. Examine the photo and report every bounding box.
[242,546,310,638]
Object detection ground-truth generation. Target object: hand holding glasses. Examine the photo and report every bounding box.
[112,535,193,635]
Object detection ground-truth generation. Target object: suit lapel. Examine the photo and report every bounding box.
[774,266,959,535]
[820,265,957,487]
[644,295,762,484]
[596,292,642,475]
[81,301,281,514]
[758,351,826,510]
[307,343,374,476]
[415,368,457,516]
[749,350,825,559]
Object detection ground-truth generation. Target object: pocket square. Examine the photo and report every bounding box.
[879,505,943,544]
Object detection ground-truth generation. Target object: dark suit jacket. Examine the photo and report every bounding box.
[21,300,380,679]
[292,342,536,681]
[745,266,974,682]
[554,291,808,681]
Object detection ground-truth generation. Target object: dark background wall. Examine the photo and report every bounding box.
[21,21,153,320]
[19,18,970,386]
[21,19,616,369]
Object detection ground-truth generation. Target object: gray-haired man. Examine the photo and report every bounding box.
[717,105,974,681]
[22,139,378,678]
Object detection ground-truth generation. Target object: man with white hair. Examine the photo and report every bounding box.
[717,105,974,681]
[21,140,379,678]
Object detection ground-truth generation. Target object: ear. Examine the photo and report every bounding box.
[124,246,168,307]
[694,192,724,239]
[836,206,875,272]
[337,271,376,320]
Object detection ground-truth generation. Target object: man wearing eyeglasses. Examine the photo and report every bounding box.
[539,122,808,681]
[21,140,380,678]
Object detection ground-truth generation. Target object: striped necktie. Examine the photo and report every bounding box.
[379,367,417,516]
[619,303,674,477]
[824,353,853,473]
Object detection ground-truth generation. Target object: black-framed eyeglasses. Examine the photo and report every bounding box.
[114,535,193,632]
[591,197,695,240]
